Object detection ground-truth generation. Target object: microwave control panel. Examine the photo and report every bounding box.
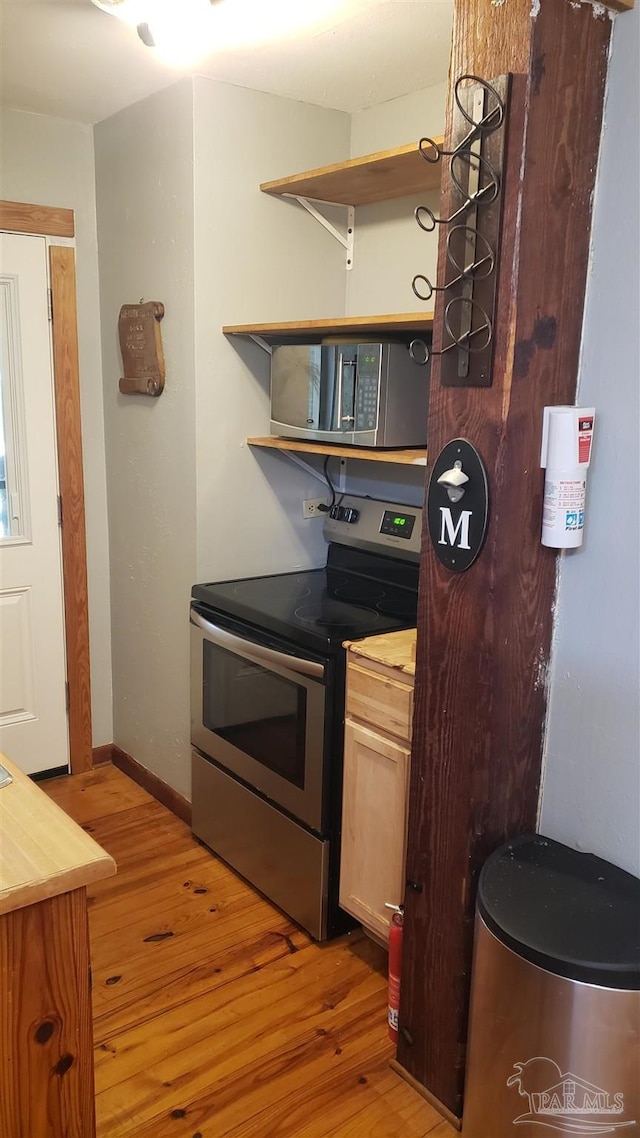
[354,346,381,431]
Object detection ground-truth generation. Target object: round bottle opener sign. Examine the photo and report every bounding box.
[427,438,490,572]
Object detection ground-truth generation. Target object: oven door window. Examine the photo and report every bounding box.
[202,640,307,789]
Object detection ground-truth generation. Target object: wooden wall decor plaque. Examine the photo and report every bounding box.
[118,302,165,396]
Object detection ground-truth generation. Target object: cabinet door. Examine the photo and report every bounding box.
[339,719,410,942]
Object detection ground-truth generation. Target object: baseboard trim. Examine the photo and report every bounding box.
[111,745,192,827]
[389,1060,462,1131]
[92,744,115,766]
[31,765,70,783]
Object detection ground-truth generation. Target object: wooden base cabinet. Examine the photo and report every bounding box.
[1,888,95,1138]
[339,635,415,943]
[0,754,115,1138]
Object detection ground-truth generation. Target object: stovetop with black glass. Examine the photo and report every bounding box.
[192,496,422,655]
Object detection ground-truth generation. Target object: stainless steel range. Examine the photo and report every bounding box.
[190,496,422,940]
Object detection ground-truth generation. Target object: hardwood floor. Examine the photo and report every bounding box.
[45,766,456,1138]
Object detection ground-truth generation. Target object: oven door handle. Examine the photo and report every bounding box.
[190,609,325,680]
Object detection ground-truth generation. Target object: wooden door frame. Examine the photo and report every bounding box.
[1,200,93,774]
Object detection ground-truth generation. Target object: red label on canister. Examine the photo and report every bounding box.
[578,417,593,464]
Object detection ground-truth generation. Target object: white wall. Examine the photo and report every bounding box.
[540,6,640,877]
[193,78,351,580]
[339,82,447,507]
[0,108,113,747]
[346,82,446,318]
[94,81,197,798]
[94,78,351,798]
[191,80,445,552]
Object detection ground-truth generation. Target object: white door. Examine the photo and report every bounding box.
[0,233,69,774]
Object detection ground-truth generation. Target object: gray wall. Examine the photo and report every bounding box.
[340,82,447,507]
[346,82,446,319]
[539,5,640,877]
[95,80,197,798]
[95,77,351,797]
[192,78,350,581]
[0,108,113,747]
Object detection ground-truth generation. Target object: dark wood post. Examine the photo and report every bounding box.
[396,0,613,1120]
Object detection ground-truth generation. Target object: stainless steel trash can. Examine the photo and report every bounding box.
[463,835,640,1138]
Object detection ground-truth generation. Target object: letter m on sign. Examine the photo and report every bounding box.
[439,508,472,550]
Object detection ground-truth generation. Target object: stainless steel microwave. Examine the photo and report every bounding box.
[269,342,430,448]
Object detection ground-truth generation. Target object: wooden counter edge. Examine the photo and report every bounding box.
[0,852,116,918]
[0,754,116,917]
[344,629,417,676]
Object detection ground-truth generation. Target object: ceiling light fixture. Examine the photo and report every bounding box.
[91,0,220,64]
[91,0,351,66]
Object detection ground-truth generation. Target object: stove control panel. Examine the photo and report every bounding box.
[324,495,422,562]
[379,509,416,539]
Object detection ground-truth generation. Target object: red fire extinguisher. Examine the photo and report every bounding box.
[386,903,404,1043]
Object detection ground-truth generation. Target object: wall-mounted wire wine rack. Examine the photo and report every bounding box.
[411,73,511,388]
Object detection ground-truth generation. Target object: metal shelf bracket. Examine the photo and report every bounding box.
[248,335,272,355]
[277,449,329,487]
[288,196,356,270]
[257,445,349,492]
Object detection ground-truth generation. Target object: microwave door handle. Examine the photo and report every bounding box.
[341,357,356,426]
[334,353,344,432]
[190,609,325,680]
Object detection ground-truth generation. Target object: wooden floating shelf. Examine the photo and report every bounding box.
[224,311,434,344]
[260,140,444,207]
[247,437,428,467]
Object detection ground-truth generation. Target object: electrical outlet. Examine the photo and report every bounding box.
[302,498,326,519]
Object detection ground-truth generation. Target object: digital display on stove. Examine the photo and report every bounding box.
[379,510,416,540]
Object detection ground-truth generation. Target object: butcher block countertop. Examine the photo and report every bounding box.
[0,753,115,916]
[344,628,417,677]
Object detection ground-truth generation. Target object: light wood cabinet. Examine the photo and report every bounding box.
[339,632,415,943]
